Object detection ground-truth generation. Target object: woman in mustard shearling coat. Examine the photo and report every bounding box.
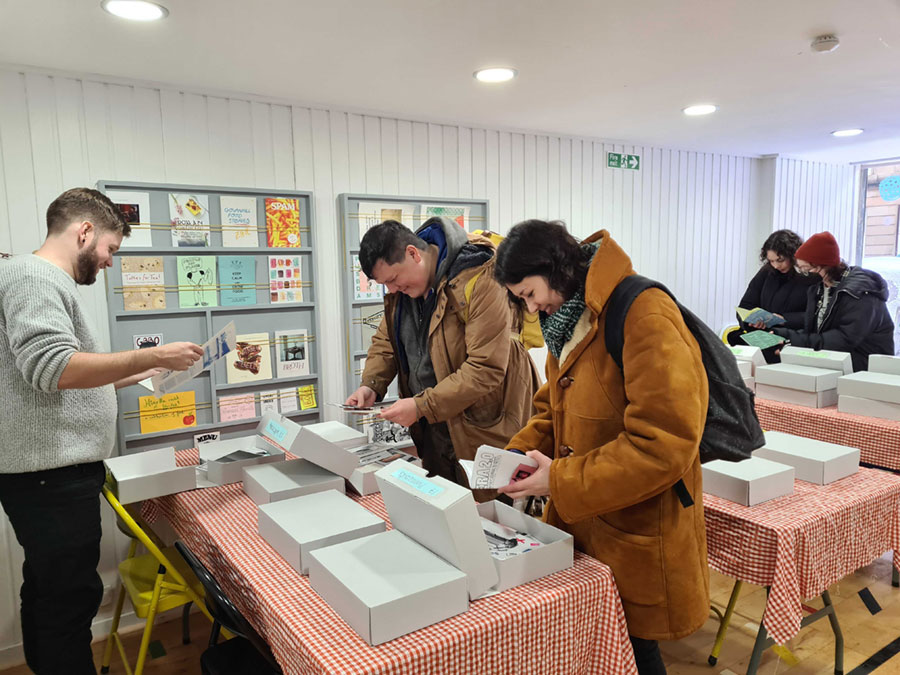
[494,221,710,675]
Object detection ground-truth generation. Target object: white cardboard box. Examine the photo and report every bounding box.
[743,376,755,391]
[200,434,285,485]
[258,490,385,575]
[780,346,853,375]
[838,394,900,422]
[730,345,765,374]
[297,421,369,478]
[308,529,469,645]
[838,371,900,405]
[104,446,197,504]
[702,457,795,506]
[475,500,573,591]
[755,363,840,392]
[869,354,900,377]
[243,459,345,505]
[346,447,422,495]
[375,461,499,600]
[736,360,753,379]
[753,431,859,485]
[755,383,838,408]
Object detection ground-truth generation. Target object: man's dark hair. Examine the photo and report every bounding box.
[494,219,592,302]
[822,262,849,283]
[46,187,131,237]
[358,220,426,278]
[760,229,803,266]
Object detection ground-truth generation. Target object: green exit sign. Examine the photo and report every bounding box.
[607,152,640,170]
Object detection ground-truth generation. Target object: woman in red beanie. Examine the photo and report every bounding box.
[772,231,894,371]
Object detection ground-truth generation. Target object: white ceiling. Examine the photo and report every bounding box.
[2,0,900,162]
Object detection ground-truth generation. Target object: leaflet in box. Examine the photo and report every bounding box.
[702,457,794,506]
[308,529,468,645]
[755,383,838,408]
[242,458,345,505]
[200,434,284,485]
[730,345,764,374]
[753,431,859,485]
[475,500,573,591]
[837,371,900,405]
[297,421,368,478]
[838,394,900,422]
[869,354,900,377]
[346,446,421,495]
[780,346,853,375]
[104,446,197,504]
[736,360,753,379]
[375,461,498,600]
[258,490,384,575]
[755,363,840,392]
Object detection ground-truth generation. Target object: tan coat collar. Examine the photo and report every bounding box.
[582,229,636,317]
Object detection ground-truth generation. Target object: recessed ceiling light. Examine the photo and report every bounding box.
[682,104,718,116]
[101,0,168,21]
[474,68,517,83]
[831,128,864,137]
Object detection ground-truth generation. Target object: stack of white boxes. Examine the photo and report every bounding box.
[730,345,764,391]
[753,346,851,408]
[838,354,900,421]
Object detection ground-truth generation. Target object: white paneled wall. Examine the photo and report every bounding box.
[0,64,854,662]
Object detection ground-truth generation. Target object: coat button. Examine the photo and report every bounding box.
[558,445,573,457]
[559,376,573,388]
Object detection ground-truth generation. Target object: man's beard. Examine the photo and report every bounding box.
[74,241,100,285]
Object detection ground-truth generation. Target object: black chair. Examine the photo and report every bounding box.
[174,541,283,675]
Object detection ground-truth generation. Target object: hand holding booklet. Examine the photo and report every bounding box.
[736,306,785,329]
[470,445,539,489]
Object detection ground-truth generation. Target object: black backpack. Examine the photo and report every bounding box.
[604,275,764,507]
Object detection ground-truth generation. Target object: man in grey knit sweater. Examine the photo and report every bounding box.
[0,188,202,675]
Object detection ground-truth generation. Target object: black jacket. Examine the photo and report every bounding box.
[774,267,895,372]
[738,265,817,329]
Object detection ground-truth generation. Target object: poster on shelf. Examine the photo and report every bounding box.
[265,197,301,247]
[218,394,256,423]
[352,254,383,301]
[121,256,166,311]
[356,306,384,347]
[420,204,470,230]
[218,256,256,307]
[274,329,310,378]
[225,333,273,384]
[355,202,416,243]
[151,322,236,397]
[220,195,258,248]
[279,387,298,413]
[298,384,317,410]
[108,190,153,248]
[268,255,303,303]
[259,390,280,416]
[138,391,198,435]
[169,193,211,247]
[177,256,217,308]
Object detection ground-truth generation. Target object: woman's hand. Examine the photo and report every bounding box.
[497,451,552,500]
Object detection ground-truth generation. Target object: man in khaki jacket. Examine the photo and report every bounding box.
[346,217,539,488]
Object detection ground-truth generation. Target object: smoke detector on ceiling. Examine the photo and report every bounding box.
[811,35,840,53]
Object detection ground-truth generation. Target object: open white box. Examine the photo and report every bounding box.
[258,490,385,575]
[837,371,900,405]
[730,345,764,374]
[308,529,469,646]
[297,421,368,478]
[755,383,838,408]
[104,446,197,504]
[702,457,794,506]
[839,394,900,422]
[869,354,900,377]
[755,363,840,392]
[243,458,345,505]
[753,431,859,485]
[199,413,293,485]
[375,461,498,600]
[475,500,573,592]
[780,346,853,374]
[346,447,421,495]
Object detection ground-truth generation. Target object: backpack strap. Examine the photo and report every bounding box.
[604,274,694,509]
[461,269,485,324]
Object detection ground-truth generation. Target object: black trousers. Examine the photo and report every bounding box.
[630,636,667,675]
[0,462,106,675]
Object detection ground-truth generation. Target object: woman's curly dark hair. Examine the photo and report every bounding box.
[493,220,592,302]
[760,229,803,266]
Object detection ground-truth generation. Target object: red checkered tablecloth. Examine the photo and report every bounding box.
[143,450,637,675]
[756,398,900,471]
[704,467,900,645]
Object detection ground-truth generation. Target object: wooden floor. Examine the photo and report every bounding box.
[4,555,900,674]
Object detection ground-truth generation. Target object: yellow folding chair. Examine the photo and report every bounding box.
[100,483,216,675]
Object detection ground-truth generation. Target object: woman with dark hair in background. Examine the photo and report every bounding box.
[493,220,709,675]
[729,229,817,359]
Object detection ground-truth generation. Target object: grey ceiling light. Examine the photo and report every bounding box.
[811,35,840,53]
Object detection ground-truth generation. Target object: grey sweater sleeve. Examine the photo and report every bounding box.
[5,269,79,393]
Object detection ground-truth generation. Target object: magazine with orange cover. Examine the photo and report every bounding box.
[265,197,301,247]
